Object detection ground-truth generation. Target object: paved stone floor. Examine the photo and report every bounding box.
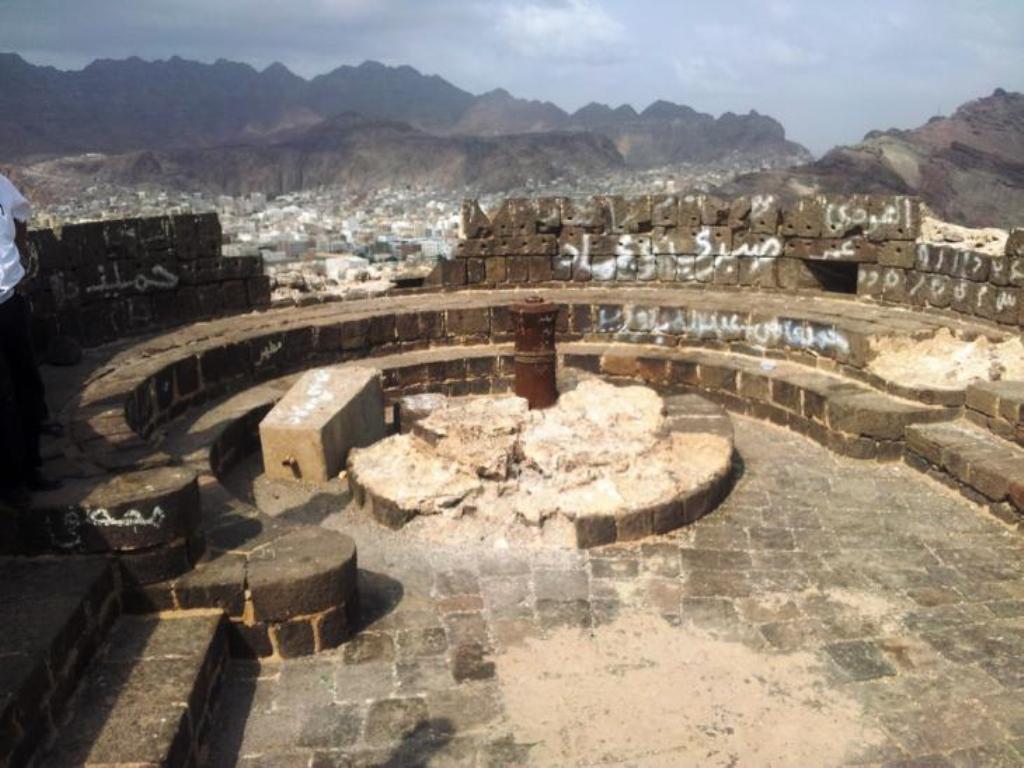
[209,416,1024,767]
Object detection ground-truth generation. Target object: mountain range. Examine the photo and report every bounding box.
[718,89,1024,228]
[0,53,808,169]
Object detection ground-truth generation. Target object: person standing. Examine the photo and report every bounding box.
[0,172,59,509]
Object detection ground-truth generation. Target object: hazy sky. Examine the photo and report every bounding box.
[2,0,1022,154]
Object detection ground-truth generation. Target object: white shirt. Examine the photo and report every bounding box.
[0,174,30,304]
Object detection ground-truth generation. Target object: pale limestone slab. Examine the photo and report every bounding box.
[260,366,385,482]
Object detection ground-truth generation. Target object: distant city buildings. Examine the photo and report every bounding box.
[28,152,790,277]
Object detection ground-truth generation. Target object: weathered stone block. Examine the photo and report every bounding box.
[950,279,979,315]
[856,265,882,297]
[1005,228,1024,257]
[739,257,777,288]
[490,198,538,238]
[777,258,819,291]
[782,198,824,238]
[925,274,952,307]
[536,197,562,234]
[877,240,915,268]
[713,256,739,285]
[880,268,908,303]
[677,256,697,282]
[528,255,553,283]
[260,367,385,483]
[507,256,530,283]
[866,196,920,241]
[651,194,678,227]
[466,258,485,285]
[699,195,730,226]
[560,197,605,231]
[749,194,782,234]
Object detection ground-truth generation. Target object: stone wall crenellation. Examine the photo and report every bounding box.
[450,194,1024,329]
[22,212,270,348]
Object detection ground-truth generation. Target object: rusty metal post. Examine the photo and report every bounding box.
[511,296,558,409]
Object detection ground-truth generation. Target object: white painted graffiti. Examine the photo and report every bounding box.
[820,240,857,261]
[825,198,914,236]
[256,340,283,366]
[915,243,990,280]
[596,305,850,355]
[997,291,1018,312]
[49,505,167,550]
[85,263,179,295]
[88,506,166,528]
[653,195,677,222]
[285,369,335,425]
[751,195,776,220]
[696,228,782,259]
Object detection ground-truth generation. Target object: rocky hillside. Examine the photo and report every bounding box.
[0,54,807,171]
[15,113,626,197]
[718,90,1024,228]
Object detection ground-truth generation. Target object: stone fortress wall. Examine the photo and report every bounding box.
[9,193,1024,766]
[22,213,270,348]
[449,194,1024,327]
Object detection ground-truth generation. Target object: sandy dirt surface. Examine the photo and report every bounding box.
[347,380,733,546]
[868,327,1024,390]
[919,214,1007,255]
[495,610,887,767]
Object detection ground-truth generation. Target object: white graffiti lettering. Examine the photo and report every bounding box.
[88,506,166,528]
[85,264,179,295]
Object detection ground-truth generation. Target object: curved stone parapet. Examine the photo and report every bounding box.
[36,278,1023,653]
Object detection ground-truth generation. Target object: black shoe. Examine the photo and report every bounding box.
[27,470,62,492]
[0,485,31,511]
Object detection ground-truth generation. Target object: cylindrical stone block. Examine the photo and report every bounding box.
[511,296,559,410]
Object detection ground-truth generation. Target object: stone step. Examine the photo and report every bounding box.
[36,610,228,768]
[906,419,1024,524]
[0,557,119,768]
[964,379,1024,446]
[20,467,205,586]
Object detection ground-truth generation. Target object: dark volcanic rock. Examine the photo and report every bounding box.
[719,89,1024,228]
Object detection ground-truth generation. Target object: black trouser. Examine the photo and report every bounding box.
[0,293,46,488]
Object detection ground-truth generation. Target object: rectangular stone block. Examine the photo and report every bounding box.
[1007,228,1024,258]
[857,265,883,298]
[460,200,491,239]
[260,367,386,483]
[678,196,702,228]
[651,194,678,227]
[739,257,777,288]
[749,194,782,234]
[950,279,979,314]
[485,256,507,285]
[881,268,908,303]
[781,198,824,239]
[925,274,952,307]
[866,196,921,241]
[876,240,915,268]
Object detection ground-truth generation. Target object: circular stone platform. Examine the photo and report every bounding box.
[347,375,735,548]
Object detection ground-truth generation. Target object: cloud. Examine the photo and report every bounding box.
[496,0,626,61]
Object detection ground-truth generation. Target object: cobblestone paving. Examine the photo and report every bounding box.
[209,417,1024,767]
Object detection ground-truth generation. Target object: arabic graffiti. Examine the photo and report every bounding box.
[47,505,168,550]
[825,198,915,236]
[85,264,180,295]
[256,340,283,367]
[592,305,851,355]
[560,230,783,281]
[88,506,166,528]
[285,369,336,426]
